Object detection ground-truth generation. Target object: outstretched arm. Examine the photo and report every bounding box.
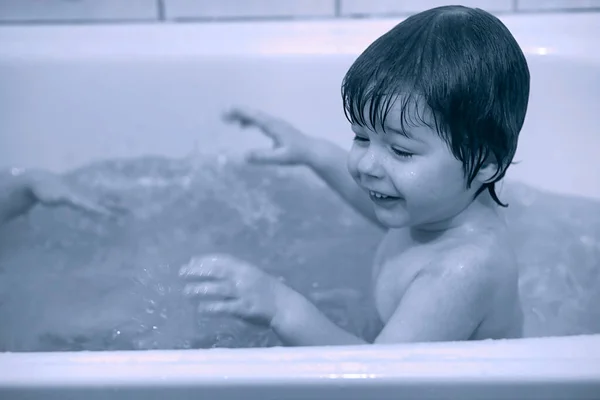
[180,252,492,346]
[223,107,385,230]
[0,168,125,227]
[271,255,493,346]
[271,288,368,346]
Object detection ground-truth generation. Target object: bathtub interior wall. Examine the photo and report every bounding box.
[0,13,599,201]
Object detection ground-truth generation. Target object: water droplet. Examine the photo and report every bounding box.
[156,283,165,295]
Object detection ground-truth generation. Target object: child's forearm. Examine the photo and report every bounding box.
[0,169,37,226]
[271,288,368,346]
[306,139,385,229]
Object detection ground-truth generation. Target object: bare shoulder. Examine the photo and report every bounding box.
[372,229,521,343]
[422,231,517,301]
[422,231,521,338]
[436,227,513,269]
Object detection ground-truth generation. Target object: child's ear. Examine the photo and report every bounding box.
[475,161,499,185]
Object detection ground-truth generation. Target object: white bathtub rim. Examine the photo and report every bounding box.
[0,334,599,388]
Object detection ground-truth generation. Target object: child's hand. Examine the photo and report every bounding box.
[26,169,125,218]
[223,107,316,165]
[180,254,290,326]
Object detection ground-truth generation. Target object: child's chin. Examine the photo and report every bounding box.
[374,209,410,228]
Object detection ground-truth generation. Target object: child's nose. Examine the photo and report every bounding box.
[357,147,384,178]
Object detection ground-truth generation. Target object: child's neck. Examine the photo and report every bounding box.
[409,191,500,241]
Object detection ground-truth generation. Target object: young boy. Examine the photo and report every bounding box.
[0,168,122,227]
[180,5,529,345]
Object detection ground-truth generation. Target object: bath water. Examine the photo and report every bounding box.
[0,155,598,351]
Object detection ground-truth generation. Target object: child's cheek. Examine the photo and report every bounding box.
[398,161,445,201]
[346,150,361,181]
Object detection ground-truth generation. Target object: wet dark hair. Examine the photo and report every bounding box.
[341,6,530,207]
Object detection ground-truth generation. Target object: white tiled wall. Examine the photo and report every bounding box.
[0,0,597,23]
[340,0,512,15]
[0,0,157,22]
[517,0,600,10]
[164,0,335,19]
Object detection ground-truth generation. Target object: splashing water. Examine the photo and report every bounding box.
[0,155,598,352]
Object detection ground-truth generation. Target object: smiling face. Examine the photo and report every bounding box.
[347,98,484,231]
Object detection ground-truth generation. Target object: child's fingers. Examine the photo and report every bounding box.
[222,108,259,126]
[196,300,238,316]
[183,282,234,299]
[224,106,266,123]
[179,255,231,280]
[223,107,284,140]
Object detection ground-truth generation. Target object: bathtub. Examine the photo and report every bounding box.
[0,10,599,400]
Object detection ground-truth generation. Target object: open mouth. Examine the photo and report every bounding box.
[369,190,401,202]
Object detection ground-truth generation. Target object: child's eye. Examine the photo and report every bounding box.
[353,134,369,143]
[391,148,414,158]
